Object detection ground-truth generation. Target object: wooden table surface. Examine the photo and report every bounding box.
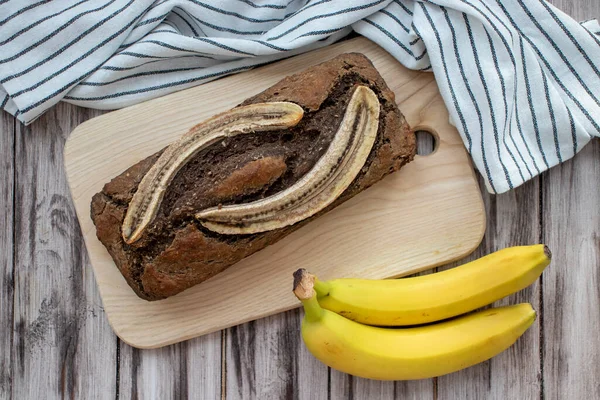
[1,1,598,398]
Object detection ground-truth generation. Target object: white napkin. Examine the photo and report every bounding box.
[1,0,599,193]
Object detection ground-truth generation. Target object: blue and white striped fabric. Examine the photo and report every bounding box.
[1,0,599,193]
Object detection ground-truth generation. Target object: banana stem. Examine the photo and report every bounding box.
[300,295,325,322]
[313,278,331,298]
[293,268,315,300]
[293,268,325,322]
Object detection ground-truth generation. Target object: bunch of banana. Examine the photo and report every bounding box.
[292,244,551,380]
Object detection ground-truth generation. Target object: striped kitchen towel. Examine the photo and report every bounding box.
[1,0,599,193]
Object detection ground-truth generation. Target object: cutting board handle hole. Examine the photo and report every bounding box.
[415,129,438,156]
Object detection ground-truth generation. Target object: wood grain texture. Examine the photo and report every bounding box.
[0,111,14,399]
[11,104,117,400]
[64,37,485,348]
[225,309,328,400]
[542,140,600,400]
[119,332,222,399]
[550,0,600,22]
[543,0,600,397]
[330,371,434,400]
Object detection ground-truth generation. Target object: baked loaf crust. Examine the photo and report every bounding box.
[91,53,416,300]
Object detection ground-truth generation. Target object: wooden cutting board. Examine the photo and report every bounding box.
[65,37,485,349]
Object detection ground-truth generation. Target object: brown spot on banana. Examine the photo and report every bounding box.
[196,85,380,235]
[122,102,304,244]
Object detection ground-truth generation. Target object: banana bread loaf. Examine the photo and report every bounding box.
[90,53,416,300]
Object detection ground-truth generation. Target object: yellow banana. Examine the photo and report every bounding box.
[293,277,536,380]
[311,244,550,326]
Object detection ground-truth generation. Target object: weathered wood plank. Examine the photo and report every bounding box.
[549,0,600,22]
[542,139,600,400]
[225,308,328,400]
[436,177,541,400]
[393,380,435,400]
[329,371,434,400]
[541,3,600,399]
[0,111,15,399]
[11,104,116,399]
[118,332,222,399]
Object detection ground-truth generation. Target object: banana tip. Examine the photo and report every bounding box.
[543,245,552,260]
[293,269,315,300]
[292,268,305,291]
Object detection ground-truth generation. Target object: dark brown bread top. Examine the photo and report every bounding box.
[91,53,416,300]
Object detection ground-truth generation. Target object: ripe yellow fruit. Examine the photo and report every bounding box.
[294,281,535,380]
[312,244,550,326]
